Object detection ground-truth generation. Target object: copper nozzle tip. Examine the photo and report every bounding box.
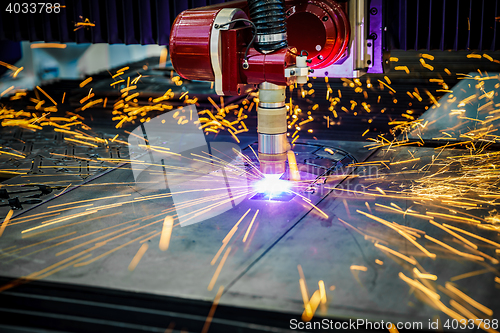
[259,152,287,175]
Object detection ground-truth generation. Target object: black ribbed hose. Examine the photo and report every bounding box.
[247,0,288,54]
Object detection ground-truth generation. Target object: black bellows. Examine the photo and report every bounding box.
[247,0,288,53]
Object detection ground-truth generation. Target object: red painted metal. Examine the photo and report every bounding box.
[285,0,349,69]
[219,27,295,93]
[240,48,296,86]
[220,27,249,95]
[169,9,219,81]
[169,0,350,94]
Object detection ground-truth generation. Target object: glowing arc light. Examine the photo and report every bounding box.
[253,174,291,196]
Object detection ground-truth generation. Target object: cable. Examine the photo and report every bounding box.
[215,19,257,69]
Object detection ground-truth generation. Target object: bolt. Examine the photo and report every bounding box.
[290,70,296,75]
[318,55,324,60]
[370,7,378,15]
[367,60,372,65]
[309,69,314,73]
[367,42,372,47]
[322,16,328,21]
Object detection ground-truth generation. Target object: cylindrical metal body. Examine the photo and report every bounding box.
[257,82,288,175]
[168,0,352,174]
[169,9,220,81]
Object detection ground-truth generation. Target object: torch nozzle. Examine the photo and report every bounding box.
[257,82,289,176]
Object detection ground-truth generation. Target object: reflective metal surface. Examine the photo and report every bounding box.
[1,57,500,332]
[258,133,287,154]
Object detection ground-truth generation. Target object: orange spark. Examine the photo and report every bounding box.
[159,48,168,68]
[1,85,15,97]
[64,137,98,148]
[388,323,400,333]
[242,209,259,243]
[31,43,67,49]
[429,220,478,249]
[287,150,300,181]
[427,212,481,224]
[442,223,500,248]
[301,290,321,321]
[350,265,368,271]
[201,286,224,333]
[159,216,174,251]
[0,210,14,237]
[36,86,57,105]
[128,243,149,271]
[390,157,420,165]
[208,247,231,291]
[424,235,483,261]
[74,18,95,31]
[413,267,437,280]
[318,280,327,304]
[445,282,493,316]
[450,269,490,282]
[399,272,440,300]
[48,194,131,209]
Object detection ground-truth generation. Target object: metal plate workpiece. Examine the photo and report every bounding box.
[224,144,500,327]
[2,119,498,330]
[0,138,371,307]
[0,126,128,215]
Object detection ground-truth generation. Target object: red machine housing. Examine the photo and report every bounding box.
[169,9,221,82]
[285,0,349,69]
[169,0,350,95]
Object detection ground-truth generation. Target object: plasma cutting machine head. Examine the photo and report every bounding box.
[169,0,384,176]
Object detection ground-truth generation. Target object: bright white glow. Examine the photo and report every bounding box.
[254,174,291,194]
